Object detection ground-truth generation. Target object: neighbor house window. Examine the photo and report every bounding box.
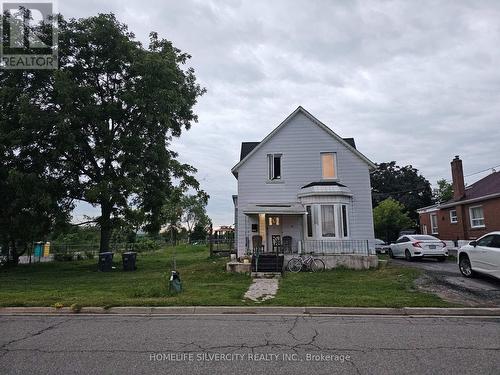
[306,206,313,237]
[321,152,337,179]
[430,213,438,234]
[321,205,336,237]
[450,210,458,223]
[469,206,485,228]
[267,154,282,180]
[422,224,428,235]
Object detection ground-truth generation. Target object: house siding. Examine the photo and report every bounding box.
[236,111,375,255]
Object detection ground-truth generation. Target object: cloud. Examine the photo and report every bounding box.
[64,0,500,226]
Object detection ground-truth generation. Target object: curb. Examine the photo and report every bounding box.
[1,306,499,316]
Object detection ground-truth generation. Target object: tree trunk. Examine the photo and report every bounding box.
[99,202,113,253]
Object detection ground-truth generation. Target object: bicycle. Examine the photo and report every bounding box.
[287,253,325,273]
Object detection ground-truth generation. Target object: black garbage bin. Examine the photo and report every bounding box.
[98,252,114,272]
[122,252,137,271]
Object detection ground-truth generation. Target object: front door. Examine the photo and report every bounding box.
[266,215,282,253]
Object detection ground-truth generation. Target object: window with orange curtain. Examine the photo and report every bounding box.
[321,153,336,179]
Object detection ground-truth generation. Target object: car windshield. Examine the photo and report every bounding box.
[375,239,385,244]
[412,235,439,241]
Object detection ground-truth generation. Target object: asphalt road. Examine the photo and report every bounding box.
[390,258,500,306]
[1,314,499,374]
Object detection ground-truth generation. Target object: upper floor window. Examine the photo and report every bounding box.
[321,152,337,179]
[469,206,485,228]
[267,154,282,180]
[450,210,458,223]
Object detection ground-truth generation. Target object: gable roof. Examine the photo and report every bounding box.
[231,106,376,176]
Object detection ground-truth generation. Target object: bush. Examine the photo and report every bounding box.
[133,239,161,253]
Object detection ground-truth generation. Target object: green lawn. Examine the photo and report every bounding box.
[268,266,451,307]
[0,245,251,307]
[0,245,451,307]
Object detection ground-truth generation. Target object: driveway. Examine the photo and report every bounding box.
[390,258,500,307]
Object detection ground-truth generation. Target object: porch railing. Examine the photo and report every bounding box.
[301,239,371,255]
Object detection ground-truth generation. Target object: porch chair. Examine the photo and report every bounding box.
[282,236,292,254]
[252,235,264,255]
[272,235,282,254]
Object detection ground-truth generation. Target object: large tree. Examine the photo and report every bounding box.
[373,198,413,243]
[0,18,73,264]
[371,162,433,222]
[433,179,453,203]
[1,13,205,253]
[54,14,205,252]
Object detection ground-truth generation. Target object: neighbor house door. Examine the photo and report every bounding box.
[266,215,282,253]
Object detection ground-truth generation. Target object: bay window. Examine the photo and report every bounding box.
[305,203,350,239]
[321,205,336,237]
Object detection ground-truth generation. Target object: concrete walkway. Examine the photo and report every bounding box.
[243,278,279,302]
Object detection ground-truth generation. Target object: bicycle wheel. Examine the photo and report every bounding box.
[310,259,325,272]
[287,258,303,273]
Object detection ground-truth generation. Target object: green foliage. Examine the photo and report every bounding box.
[373,198,413,243]
[133,238,161,253]
[190,224,208,241]
[0,12,206,254]
[371,162,433,222]
[433,179,453,203]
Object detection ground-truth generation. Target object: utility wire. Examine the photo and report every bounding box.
[464,163,500,178]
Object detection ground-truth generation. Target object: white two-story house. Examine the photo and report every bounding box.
[231,107,376,258]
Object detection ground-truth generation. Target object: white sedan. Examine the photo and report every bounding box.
[458,232,500,280]
[389,235,448,261]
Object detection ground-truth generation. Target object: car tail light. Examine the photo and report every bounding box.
[412,241,422,248]
[441,241,446,248]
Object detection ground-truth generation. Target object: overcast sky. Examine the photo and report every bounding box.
[63,0,500,226]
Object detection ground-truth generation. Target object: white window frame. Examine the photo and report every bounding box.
[469,205,485,228]
[320,152,337,180]
[430,213,438,234]
[340,204,349,238]
[267,153,282,181]
[305,205,313,238]
[312,203,350,239]
[320,204,336,238]
[449,209,458,224]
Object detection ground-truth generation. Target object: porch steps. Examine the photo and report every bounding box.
[251,254,284,273]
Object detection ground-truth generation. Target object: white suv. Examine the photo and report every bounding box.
[458,232,500,279]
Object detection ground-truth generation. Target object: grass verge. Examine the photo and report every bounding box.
[0,246,452,307]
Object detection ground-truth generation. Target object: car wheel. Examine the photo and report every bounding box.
[405,249,412,261]
[388,249,394,259]
[459,255,473,278]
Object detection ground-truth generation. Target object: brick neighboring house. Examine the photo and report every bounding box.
[417,156,500,241]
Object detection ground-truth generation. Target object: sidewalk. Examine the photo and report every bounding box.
[1,306,500,316]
